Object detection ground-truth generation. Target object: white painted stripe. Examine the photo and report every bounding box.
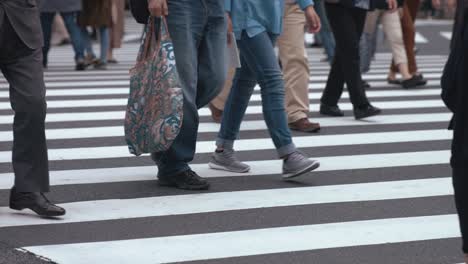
[0,150,450,188]
[0,67,445,84]
[23,214,459,263]
[0,88,440,110]
[440,31,452,40]
[310,72,441,82]
[0,113,452,141]
[0,177,454,228]
[415,32,429,43]
[0,100,445,124]
[0,129,451,162]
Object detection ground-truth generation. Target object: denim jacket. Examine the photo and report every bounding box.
[224,0,314,39]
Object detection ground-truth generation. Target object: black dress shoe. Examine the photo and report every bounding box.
[354,104,382,120]
[320,103,344,117]
[158,170,210,190]
[401,75,426,89]
[9,188,66,217]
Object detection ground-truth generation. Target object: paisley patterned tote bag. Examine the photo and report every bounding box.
[125,17,183,156]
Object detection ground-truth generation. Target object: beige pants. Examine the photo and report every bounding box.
[277,4,310,124]
[365,9,408,66]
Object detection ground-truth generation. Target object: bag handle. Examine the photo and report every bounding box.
[136,17,171,63]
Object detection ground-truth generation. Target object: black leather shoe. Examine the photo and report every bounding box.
[9,188,66,217]
[354,104,382,120]
[320,103,344,117]
[158,170,210,190]
[401,75,426,89]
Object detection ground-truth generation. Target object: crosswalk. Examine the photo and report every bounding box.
[0,32,463,263]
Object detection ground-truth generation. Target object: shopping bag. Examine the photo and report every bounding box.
[125,17,183,156]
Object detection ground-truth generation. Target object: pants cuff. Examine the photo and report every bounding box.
[277,143,297,158]
[216,138,234,150]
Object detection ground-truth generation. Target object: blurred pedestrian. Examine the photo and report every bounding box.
[319,0,397,119]
[314,0,336,63]
[38,0,86,70]
[78,0,112,70]
[108,0,126,64]
[147,0,227,190]
[209,68,235,123]
[360,9,426,89]
[51,15,70,46]
[209,0,321,179]
[440,0,468,262]
[388,0,428,85]
[278,0,321,133]
[0,0,66,217]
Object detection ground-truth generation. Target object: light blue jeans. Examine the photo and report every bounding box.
[217,31,296,158]
[152,0,227,177]
[315,0,336,63]
[81,26,109,63]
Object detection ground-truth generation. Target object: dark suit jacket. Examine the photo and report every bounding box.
[0,0,43,49]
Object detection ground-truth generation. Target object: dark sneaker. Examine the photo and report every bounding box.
[320,103,344,117]
[282,151,320,179]
[354,104,382,119]
[158,170,210,190]
[401,75,425,89]
[209,149,250,173]
[75,58,86,71]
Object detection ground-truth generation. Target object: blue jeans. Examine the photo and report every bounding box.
[40,12,85,65]
[152,0,227,177]
[315,0,336,63]
[217,31,296,158]
[81,26,109,63]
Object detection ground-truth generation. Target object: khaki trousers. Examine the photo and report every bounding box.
[277,4,310,124]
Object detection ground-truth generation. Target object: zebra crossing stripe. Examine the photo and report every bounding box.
[0,150,450,188]
[22,214,459,264]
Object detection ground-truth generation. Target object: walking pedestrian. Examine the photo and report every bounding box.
[440,0,468,262]
[278,0,321,133]
[78,0,112,70]
[38,0,86,70]
[209,0,321,179]
[108,0,126,64]
[0,0,66,217]
[388,0,428,85]
[319,0,397,119]
[360,9,426,89]
[314,0,336,63]
[148,0,227,190]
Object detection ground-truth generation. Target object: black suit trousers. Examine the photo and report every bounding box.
[0,16,50,192]
[321,3,370,108]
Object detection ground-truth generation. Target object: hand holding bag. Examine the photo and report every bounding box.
[125,17,184,156]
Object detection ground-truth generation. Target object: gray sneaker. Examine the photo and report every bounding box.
[209,149,250,173]
[282,151,320,179]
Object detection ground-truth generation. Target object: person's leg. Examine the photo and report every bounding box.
[315,0,336,62]
[360,10,379,74]
[325,4,370,108]
[39,12,55,67]
[80,27,96,59]
[98,26,110,64]
[381,12,410,79]
[152,0,226,179]
[391,3,418,75]
[277,4,311,125]
[0,19,49,193]
[209,67,235,123]
[60,11,85,61]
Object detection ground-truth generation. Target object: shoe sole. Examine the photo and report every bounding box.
[289,126,321,133]
[158,180,210,190]
[355,109,382,120]
[208,162,250,173]
[282,160,320,180]
[9,205,66,217]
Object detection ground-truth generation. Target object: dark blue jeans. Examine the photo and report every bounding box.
[152,0,227,177]
[40,12,84,65]
[217,31,296,158]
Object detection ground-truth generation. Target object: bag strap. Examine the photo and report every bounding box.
[136,17,172,63]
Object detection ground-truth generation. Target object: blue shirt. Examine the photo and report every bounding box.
[225,0,314,39]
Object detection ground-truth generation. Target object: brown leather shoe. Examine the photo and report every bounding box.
[289,118,321,133]
[208,104,223,123]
